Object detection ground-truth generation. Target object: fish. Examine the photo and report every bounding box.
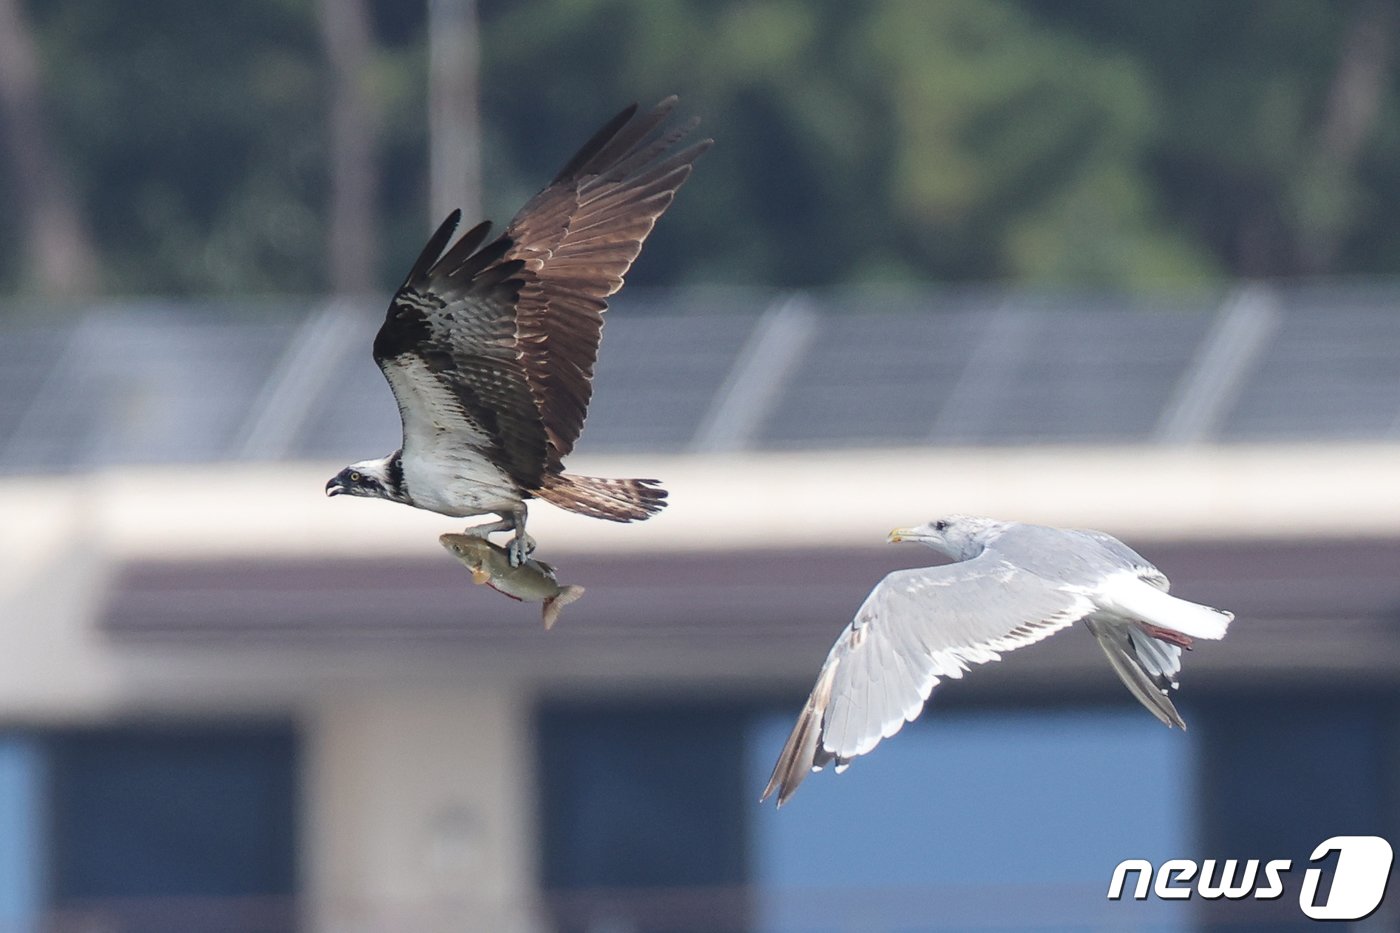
[438,533,585,629]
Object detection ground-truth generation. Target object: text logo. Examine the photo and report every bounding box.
[1107,835,1392,921]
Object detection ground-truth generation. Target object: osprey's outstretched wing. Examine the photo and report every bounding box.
[372,98,709,485]
[502,97,711,465]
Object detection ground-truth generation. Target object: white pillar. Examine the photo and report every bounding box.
[303,685,540,933]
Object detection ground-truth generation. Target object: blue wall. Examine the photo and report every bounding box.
[746,707,1196,932]
[0,737,43,933]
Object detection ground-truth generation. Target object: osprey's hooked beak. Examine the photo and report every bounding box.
[325,477,345,497]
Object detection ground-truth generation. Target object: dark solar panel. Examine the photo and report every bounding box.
[1,309,295,470]
[293,313,402,461]
[759,310,983,448]
[581,312,759,452]
[0,286,1397,466]
[956,309,1213,444]
[82,313,297,465]
[1222,307,1400,441]
[0,327,79,471]
[295,355,402,460]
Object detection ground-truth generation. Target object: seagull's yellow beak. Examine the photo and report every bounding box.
[888,527,915,543]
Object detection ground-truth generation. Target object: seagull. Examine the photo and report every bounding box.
[326,98,710,564]
[762,514,1232,806]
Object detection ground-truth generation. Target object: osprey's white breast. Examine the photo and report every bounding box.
[385,354,524,517]
[401,448,520,517]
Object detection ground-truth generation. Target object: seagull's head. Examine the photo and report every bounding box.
[888,514,1001,560]
[325,453,404,503]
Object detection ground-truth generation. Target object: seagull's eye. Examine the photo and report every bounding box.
[934,520,949,532]
[350,471,361,482]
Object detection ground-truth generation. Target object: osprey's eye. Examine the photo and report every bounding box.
[934,520,949,532]
[350,471,361,482]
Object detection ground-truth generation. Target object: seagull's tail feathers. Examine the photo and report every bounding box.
[761,659,840,808]
[1085,618,1188,729]
[534,473,667,522]
[1098,575,1232,640]
[1126,626,1183,686]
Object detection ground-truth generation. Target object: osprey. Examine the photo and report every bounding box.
[327,97,710,563]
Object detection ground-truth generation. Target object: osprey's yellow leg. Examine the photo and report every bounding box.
[505,505,535,567]
[460,507,535,567]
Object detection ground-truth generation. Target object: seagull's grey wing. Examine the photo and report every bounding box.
[762,554,1096,807]
[1069,529,1171,590]
[1083,618,1186,729]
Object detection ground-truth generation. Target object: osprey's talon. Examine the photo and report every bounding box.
[508,533,536,567]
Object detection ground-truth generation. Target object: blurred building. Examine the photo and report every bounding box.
[1,284,1399,932]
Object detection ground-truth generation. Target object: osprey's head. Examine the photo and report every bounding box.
[325,453,405,503]
[887,514,1003,561]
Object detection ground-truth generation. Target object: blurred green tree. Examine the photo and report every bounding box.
[478,0,1216,286]
[1028,0,1397,277]
[3,0,1399,298]
[20,0,329,295]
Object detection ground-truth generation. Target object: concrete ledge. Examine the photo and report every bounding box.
[3,443,1398,565]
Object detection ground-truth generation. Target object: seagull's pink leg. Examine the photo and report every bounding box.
[1140,622,1194,650]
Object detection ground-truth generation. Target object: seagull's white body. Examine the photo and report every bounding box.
[763,514,1233,806]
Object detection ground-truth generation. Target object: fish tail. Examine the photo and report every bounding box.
[541,585,585,630]
[534,473,667,522]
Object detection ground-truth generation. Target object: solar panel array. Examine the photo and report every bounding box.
[0,283,1396,473]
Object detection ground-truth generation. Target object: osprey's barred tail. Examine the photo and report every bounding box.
[534,473,668,522]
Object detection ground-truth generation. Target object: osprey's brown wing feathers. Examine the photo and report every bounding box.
[374,215,547,486]
[372,98,708,488]
[503,97,711,464]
